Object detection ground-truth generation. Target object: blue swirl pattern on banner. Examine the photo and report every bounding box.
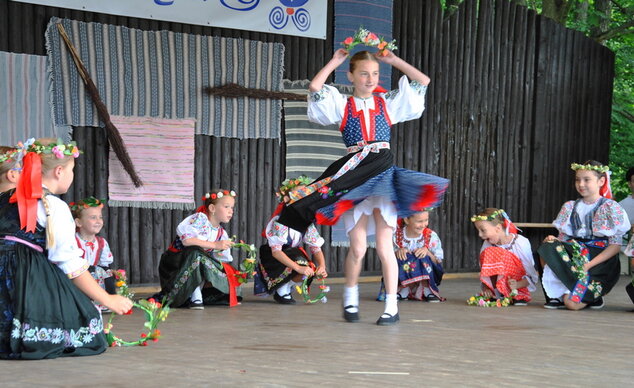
[220,0,261,11]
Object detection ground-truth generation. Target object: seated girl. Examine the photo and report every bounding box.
[471,208,539,305]
[254,177,328,304]
[157,189,240,309]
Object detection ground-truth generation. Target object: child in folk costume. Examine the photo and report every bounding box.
[0,138,132,360]
[157,189,241,309]
[392,210,445,302]
[471,208,538,305]
[538,161,630,310]
[70,197,116,306]
[254,177,328,304]
[0,146,22,194]
[277,47,448,325]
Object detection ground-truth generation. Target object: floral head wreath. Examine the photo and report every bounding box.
[69,196,105,213]
[470,209,520,235]
[202,190,237,201]
[570,162,613,199]
[23,138,81,159]
[0,147,24,171]
[341,27,397,56]
[10,138,82,233]
[570,163,609,174]
[276,175,313,202]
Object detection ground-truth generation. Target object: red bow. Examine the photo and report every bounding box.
[9,152,43,233]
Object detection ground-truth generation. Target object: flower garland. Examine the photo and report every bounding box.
[570,163,609,174]
[470,209,506,223]
[555,240,602,302]
[295,274,330,304]
[230,236,257,284]
[467,290,518,307]
[341,27,397,56]
[22,137,81,159]
[69,196,105,212]
[105,269,171,347]
[203,190,237,201]
[276,175,313,202]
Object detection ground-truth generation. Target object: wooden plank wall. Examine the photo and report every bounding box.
[0,0,614,282]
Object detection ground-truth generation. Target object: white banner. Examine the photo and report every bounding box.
[10,0,327,39]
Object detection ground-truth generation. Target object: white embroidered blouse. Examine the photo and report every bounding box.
[265,216,324,254]
[552,199,631,245]
[307,75,427,131]
[177,212,232,262]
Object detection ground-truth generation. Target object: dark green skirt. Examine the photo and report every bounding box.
[537,241,620,303]
[1,243,107,360]
[158,246,239,307]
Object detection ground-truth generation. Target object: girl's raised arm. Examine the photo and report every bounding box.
[376,50,430,86]
[309,49,349,92]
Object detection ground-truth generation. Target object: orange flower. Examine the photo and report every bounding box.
[377,41,387,50]
[343,37,353,45]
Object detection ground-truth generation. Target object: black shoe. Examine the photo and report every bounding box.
[425,294,440,303]
[376,312,400,326]
[544,298,565,309]
[588,297,604,310]
[273,292,296,305]
[343,305,360,322]
[188,301,204,310]
[512,299,528,306]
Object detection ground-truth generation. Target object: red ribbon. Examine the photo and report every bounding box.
[222,262,240,307]
[9,152,43,233]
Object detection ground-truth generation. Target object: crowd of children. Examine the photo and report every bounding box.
[0,44,632,360]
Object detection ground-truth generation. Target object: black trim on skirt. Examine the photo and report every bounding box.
[277,148,394,232]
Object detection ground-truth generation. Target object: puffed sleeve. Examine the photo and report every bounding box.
[38,195,89,278]
[514,235,538,292]
[303,223,325,254]
[265,217,290,252]
[212,228,233,263]
[384,75,427,124]
[592,200,632,245]
[98,238,114,267]
[552,201,575,240]
[177,213,210,241]
[307,84,348,126]
[428,230,444,261]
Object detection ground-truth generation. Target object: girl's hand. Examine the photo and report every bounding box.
[414,247,429,258]
[295,265,314,277]
[374,49,397,64]
[105,295,134,315]
[332,48,349,64]
[543,235,558,243]
[315,265,328,278]
[583,262,592,272]
[214,239,233,250]
[396,248,408,261]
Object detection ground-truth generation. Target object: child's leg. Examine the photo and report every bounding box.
[373,209,399,319]
[343,215,368,315]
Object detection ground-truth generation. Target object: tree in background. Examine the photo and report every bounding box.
[441,0,634,200]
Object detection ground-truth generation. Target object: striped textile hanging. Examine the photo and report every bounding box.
[45,17,284,139]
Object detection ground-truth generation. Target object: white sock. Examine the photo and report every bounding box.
[383,294,398,316]
[343,285,359,313]
[190,286,202,303]
[276,282,292,298]
[398,287,410,298]
[423,287,432,297]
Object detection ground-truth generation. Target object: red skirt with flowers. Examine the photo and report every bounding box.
[480,246,531,302]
